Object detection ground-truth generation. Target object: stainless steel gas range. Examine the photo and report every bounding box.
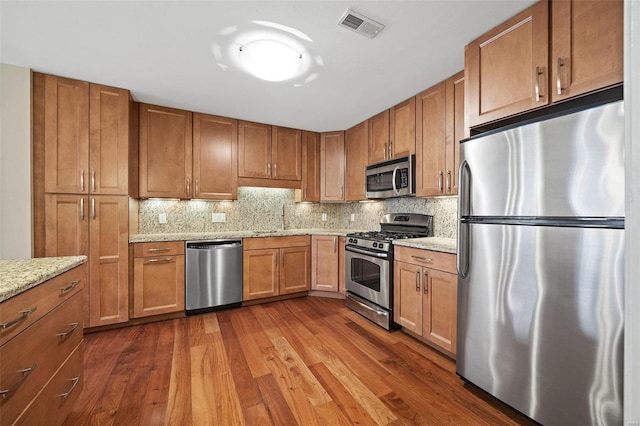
[345,213,433,330]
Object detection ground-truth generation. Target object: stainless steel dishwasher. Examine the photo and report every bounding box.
[185,239,243,314]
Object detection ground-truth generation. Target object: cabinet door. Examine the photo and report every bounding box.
[445,72,465,196]
[415,81,446,197]
[133,255,185,317]
[193,113,238,200]
[43,75,89,194]
[551,0,623,102]
[88,195,129,327]
[89,84,130,195]
[238,121,271,178]
[465,0,549,128]
[423,269,457,354]
[320,131,345,201]
[311,236,339,291]
[389,98,416,158]
[44,194,88,257]
[393,261,423,335]
[139,104,192,198]
[368,110,390,164]
[243,249,279,300]
[280,246,311,295]
[272,126,302,180]
[300,131,320,202]
[345,120,368,201]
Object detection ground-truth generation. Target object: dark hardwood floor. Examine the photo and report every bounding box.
[63,296,534,425]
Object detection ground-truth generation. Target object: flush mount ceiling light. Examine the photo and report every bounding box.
[238,40,302,82]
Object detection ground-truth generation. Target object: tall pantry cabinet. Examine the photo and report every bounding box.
[33,73,135,328]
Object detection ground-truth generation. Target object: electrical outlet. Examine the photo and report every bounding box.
[321,213,327,221]
[350,214,355,222]
[158,213,167,224]
[212,213,226,223]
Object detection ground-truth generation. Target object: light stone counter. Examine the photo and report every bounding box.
[0,256,87,303]
[129,229,365,243]
[393,237,457,254]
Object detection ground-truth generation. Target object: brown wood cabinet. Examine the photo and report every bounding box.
[0,263,85,426]
[368,110,390,164]
[416,72,464,197]
[465,1,549,127]
[345,121,368,201]
[243,236,310,301]
[389,97,416,158]
[394,246,457,355]
[139,104,193,198]
[466,0,622,129]
[132,241,185,318]
[44,194,129,328]
[193,113,238,200]
[297,131,320,202]
[238,122,302,185]
[551,0,623,103]
[311,235,340,292]
[320,131,345,202]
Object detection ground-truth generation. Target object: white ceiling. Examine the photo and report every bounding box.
[1,1,536,133]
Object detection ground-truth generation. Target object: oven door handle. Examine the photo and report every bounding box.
[345,246,389,259]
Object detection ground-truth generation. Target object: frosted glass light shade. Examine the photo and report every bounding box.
[239,40,302,82]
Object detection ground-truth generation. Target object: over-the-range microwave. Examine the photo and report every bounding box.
[365,154,416,199]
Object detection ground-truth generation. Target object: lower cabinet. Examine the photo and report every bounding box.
[132,241,185,318]
[311,235,339,292]
[243,236,310,301]
[0,263,85,426]
[394,246,457,355]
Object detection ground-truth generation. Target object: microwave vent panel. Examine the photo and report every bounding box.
[338,9,384,39]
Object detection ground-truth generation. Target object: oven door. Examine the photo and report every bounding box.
[345,246,391,309]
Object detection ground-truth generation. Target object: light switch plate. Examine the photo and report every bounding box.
[212,213,226,223]
[350,214,355,222]
[321,213,327,221]
[158,213,167,224]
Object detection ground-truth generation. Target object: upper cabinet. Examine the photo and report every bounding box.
[465,1,549,128]
[138,104,192,198]
[389,97,416,158]
[551,0,623,102]
[345,120,368,201]
[238,121,302,187]
[466,0,622,129]
[368,110,390,164]
[298,131,321,202]
[193,113,238,200]
[320,131,345,202]
[416,72,464,197]
[42,75,132,195]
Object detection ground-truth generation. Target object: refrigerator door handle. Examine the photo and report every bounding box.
[457,221,469,278]
[457,159,471,278]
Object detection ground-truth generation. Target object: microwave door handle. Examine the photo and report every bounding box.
[392,166,399,195]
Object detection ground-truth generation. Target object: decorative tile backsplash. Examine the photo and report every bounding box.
[138,187,458,238]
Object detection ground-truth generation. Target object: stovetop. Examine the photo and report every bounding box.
[346,231,428,242]
[346,213,433,253]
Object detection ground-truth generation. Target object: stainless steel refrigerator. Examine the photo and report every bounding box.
[456,100,624,426]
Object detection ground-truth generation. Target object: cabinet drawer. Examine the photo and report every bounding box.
[0,293,83,425]
[243,235,310,250]
[134,241,185,257]
[14,343,83,426]
[394,246,456,274]
[1,264,85,346]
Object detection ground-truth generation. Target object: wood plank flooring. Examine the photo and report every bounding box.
[63,297,535,425]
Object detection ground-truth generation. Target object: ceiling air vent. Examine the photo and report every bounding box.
[338,9,384,39]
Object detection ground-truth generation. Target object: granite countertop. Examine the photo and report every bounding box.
[393,237,457,254]
[0,256,87,303]
[130,229,363,243]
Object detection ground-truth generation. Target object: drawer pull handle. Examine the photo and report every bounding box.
[57,376,80,400]
[1,307,37,329]
[145,257,173,264]
[411,256,433,263]
[0,364,37,398]
[60,280,81,295]
[148,248,171,253]
[57,322,79,339]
